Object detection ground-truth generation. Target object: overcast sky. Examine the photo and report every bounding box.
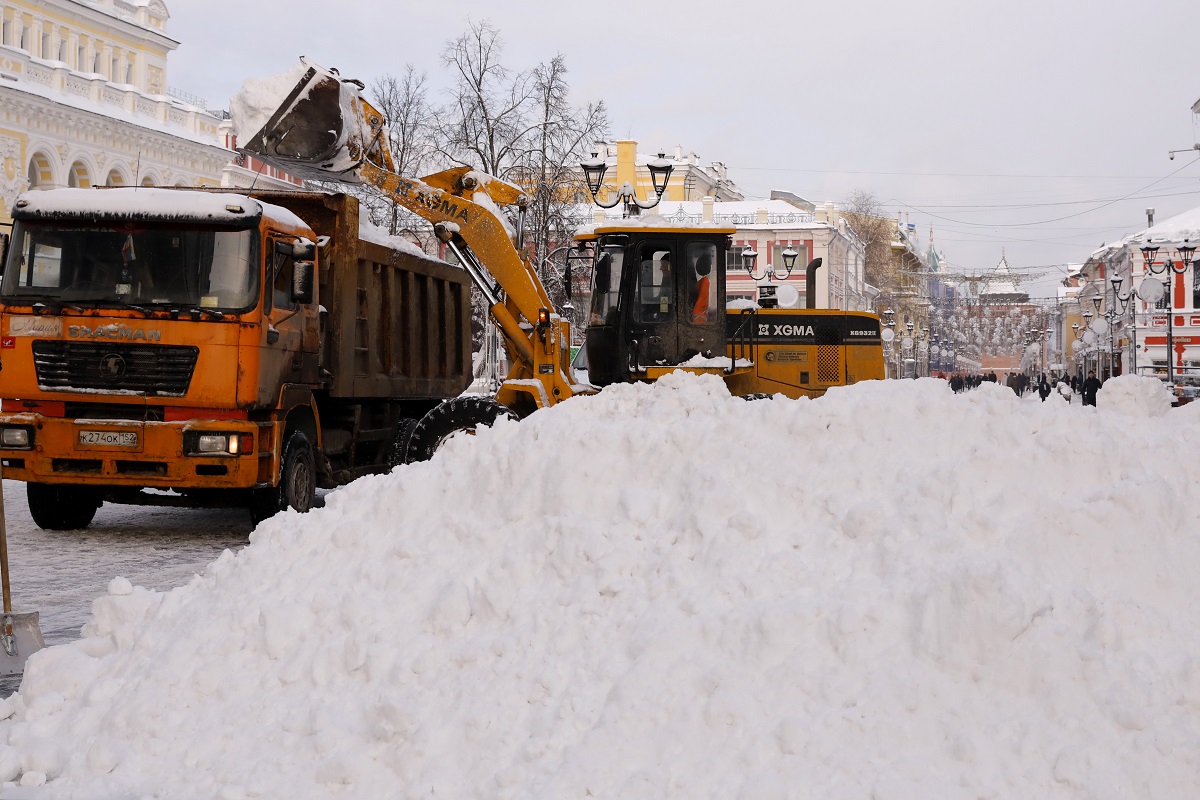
[165,0,1200,299]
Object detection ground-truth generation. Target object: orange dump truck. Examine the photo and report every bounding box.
[0,187,471,528]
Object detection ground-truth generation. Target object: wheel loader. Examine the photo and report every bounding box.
[238,61,885,461]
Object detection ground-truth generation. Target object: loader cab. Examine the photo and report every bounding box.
[581,225,735,386]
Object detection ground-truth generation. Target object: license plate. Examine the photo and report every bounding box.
[78,430,138,447]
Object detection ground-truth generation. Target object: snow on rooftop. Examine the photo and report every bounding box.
[1132,204,1200,247]
[0,374,1197,797]
[656,199,821,220]
[1,69,221,150]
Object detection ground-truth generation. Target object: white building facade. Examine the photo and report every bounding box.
[0,0,295,226]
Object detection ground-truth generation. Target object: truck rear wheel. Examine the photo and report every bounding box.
[405,397,517,463]
[27,483,102,530]
[249,431,316,524]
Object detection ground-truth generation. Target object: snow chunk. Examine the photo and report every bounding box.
[229,62,309,143]
[357,218,442,261]
[107,577,133,597]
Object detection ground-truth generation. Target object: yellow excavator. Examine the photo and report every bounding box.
[239,61,885,460]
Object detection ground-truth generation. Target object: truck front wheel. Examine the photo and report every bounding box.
[249,431,316,524]
[387,418,419,469]
[27,483,103,530]
[405,397,517,463]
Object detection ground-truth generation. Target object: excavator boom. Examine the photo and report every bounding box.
[237,61,577,413]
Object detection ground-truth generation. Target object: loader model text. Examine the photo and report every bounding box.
[394,181,470,223]
[759,323,814,337]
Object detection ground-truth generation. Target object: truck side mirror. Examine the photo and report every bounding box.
[292,261,315,304]
[278,238,319,260]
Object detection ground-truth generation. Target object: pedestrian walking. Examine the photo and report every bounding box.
[1037,373,1051,402]
[1081,370,1102,407]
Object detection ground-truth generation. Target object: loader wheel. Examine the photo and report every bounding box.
[739,393,774,401]
[26,483,102,530]
[249,431,316,524]
[405,397,517,463]
[387,418,419,469]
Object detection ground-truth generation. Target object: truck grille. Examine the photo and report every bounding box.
[32,341,200,397]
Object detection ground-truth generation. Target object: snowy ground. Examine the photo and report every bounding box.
[0,482,251,697]
[0,373,1196,799]
[0,486,250,642]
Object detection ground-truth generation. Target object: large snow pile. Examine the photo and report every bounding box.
[1097,373,1175,416]
[2,374,1199,798]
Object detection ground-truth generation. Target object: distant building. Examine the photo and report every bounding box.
[973,254,1044,378]
[0,0,297,226]
[1078,205,1200,382]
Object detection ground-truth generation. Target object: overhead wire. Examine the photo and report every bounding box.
[889,156,1200,227]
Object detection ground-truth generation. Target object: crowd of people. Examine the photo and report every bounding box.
[936,370,1104,406]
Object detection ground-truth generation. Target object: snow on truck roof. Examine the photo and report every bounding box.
[10,187,312,232]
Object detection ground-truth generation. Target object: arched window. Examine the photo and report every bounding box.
[67,161,91,188]
[27,152,54,189]
[105,169,125,187]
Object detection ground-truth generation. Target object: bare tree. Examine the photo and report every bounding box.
[362,67,437,245]
[433,21,608,346]
[520,54,608,312]
[840,190,895,288]
[433,20,536,179]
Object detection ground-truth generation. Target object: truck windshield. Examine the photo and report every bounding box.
[0,222,258,312]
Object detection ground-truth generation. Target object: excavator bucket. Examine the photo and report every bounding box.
[237,60,394,183]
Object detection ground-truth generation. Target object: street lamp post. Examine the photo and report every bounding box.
[1140,241,1195,385]
[741,247,800,308]
[580,152,673,217]
[880,309,897,378]
[1106,275,1133,378]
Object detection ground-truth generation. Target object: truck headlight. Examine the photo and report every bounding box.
[187,432,253,456]
[196,434,231,453]
[0,427,32,449]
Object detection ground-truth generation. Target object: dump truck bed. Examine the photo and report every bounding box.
[231,189,473,400]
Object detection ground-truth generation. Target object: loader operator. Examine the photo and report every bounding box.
[692,254,712,323]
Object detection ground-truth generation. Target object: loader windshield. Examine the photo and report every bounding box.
[588,245,625,326]
[1,222,259,313]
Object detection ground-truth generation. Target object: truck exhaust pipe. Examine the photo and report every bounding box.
[805,257,823,308]
[237,60,394,183]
